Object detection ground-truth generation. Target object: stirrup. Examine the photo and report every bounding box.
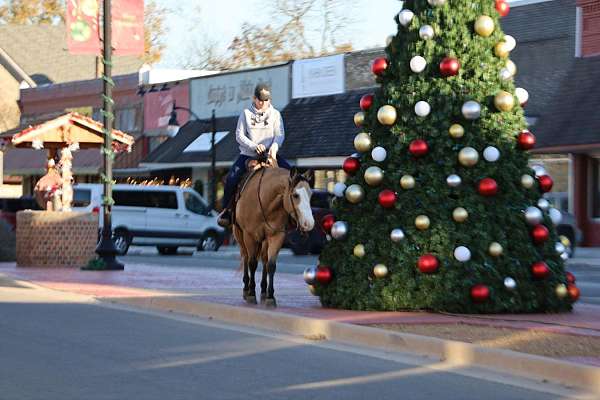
[217,209,232,227]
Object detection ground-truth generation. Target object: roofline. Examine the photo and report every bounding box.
[190,61,291,82]
[0,46,36,88]
[511,0,554,7]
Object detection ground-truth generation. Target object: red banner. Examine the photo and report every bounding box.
[113,0,145,56]
[66,0,101,54]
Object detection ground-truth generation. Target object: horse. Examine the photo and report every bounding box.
[233,166,314,307]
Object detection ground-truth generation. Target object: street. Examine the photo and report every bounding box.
[121,246,600,305]
[0,282,576,400]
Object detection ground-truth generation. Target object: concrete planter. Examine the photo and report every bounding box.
[16,211,98,268]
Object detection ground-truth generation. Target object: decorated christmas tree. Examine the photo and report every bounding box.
[305,0,580,313]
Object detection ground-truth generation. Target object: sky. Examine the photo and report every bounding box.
[154,0,402,68]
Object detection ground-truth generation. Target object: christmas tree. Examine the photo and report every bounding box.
[305,0,580,313]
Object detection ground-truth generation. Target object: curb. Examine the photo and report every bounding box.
[108,295,600,395]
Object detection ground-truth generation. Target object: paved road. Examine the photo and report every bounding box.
[0,284,577,400]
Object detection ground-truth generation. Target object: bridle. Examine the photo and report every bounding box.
[257,167,303,234]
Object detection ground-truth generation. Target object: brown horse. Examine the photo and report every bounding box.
[233,167,314,307]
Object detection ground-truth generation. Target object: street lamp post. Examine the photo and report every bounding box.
[168,106,218,210]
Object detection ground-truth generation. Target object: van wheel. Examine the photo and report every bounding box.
[198,232,220,251]
[112,229,131,256]
[157,246,178,255]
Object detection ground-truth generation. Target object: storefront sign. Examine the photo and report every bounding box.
[292,54,345,98]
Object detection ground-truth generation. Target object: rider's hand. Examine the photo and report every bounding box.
[256,144,267,155]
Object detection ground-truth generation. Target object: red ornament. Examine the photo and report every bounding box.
[409,139,429,157]
[343,157,360,175]
[478,178,498,197]
[566,271,576,284]
[531,224,550,244]
[418,254,439,274]
[360,94,374,111]
[567,284,580,302]
[471,284,490,303]
[538,175,554,193]
[496,0,510,17]
[321,214,335,233]
[378,190,397,209]
[531,261,550,279]
[518,130,536,150]
[371,57,389,76]
[316,266,333,284]
[439,57,460,77]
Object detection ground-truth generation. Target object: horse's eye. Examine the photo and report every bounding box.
[293,193,300,199]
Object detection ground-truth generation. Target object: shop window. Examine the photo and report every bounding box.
[115,108,139,132]
[530,156,571,212]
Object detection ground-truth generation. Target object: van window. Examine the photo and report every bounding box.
[184,192,207,215]
[146,191,178,209]
[113,190,147,207]
[73,189,91,207]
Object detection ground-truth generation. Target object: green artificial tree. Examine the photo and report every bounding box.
[308,0,580,313]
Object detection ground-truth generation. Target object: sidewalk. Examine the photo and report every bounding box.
[568,247,600,267]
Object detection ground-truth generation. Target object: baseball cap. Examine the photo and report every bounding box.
[254,83,272,101]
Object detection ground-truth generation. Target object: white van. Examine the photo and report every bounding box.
[72,184,225,255]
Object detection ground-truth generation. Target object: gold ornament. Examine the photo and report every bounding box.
[449,124,465,139]
[415,215,430,230]
[494,91,515,112]
[308,284,317,295]
[555,284,568,298]
[345,184,365,204]
[489,242,504,257]
[453,207,469,223]
[364,166,384,186]
[373,264,389,278]
[354,112,365,127]
[458,147,479,167]
[559,235,571,248]
[521,174,535,189]
[475,15,495,37]
[506,59,517,76]
[494,42,510,58]
[377,105,397,126]
[400,175,416,189]
[354,132,372,153]
[353,244,366,258]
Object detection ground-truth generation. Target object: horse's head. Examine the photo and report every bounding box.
[285,169,315,232]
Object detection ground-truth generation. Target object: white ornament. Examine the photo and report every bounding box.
[331,221,348,240]
[515,88,529,105]
[398,9,414,27]
[447,174,462,187]
[333,182,347,198]
[303,267,317,284]
[524,206,543,226]
[390,229,405,242]
[561,252,570,261]
[371,146,387,162]
[419,25,435,40]
[454,246,472,262]
[549,208,563,225]
[504,35,517,51]
[427,0,446,5]
[415,101,431,117]
[537,198,550,211]
[483,146,500,162]
[462,101,481,120]
[410,56,427,73]
[500,68,513,81]
[555,242,566,254]
[504,277,517,290]
[531,164,547,177]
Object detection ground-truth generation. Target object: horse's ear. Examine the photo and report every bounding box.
[302,169,313,183]
[289,167,299,180]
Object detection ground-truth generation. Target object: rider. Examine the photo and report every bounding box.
[217,83,291,227]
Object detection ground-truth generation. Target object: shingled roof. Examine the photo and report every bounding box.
[0,24,142,84]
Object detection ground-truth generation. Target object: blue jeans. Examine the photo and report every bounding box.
[222,154,292,209]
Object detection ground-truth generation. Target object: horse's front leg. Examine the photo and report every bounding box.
[243,232,259,304]
[260,241,268,303]
[265,233,286,307]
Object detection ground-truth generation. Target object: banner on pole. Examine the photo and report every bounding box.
[113,0,145,56]
[66,0,101,54]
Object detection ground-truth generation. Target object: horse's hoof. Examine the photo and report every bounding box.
[260,293,267,303]
[265,298,277,308]
[242,290,250,300]
[246,295,257,304]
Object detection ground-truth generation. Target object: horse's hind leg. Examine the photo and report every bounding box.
[260,241,268,303]
[234,227,251,300]
[243,232,259,304]
[265,233,286,307]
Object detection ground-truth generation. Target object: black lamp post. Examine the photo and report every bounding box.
[167,105,218,210]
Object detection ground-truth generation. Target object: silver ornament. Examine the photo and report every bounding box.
[560,252,569,261]
[447,174,462,187]
[419,25,435,40]
[537,198,550,211]
[415,101,431,117]
[483,146,500,162]
[333,182,346,198]
[331,221,348,240]
[427,0,446,5]
[303,267,317,285]
[462,101,481,120]
[549,208,563,225]
[371,146,387,162]
[504,35,517,51]
[555,242,566,254]
[500,68,513,81]
[398,9,414,27]
[504,277,517,290]
[524,206,543,226]
[531,164,547,177]
[390,229,405,242]
[515,87,529,105]
[454,246,471,262]
[410,56,427,73]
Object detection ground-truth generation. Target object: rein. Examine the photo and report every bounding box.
[257,168,301,234]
